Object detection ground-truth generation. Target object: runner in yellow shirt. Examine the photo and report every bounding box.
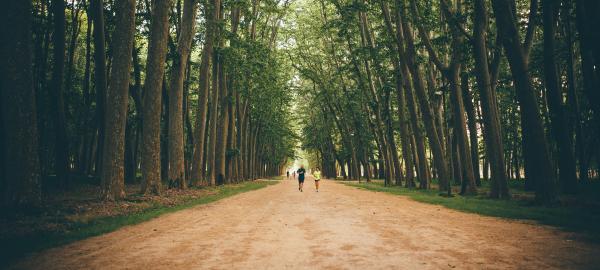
[313,167,322,192]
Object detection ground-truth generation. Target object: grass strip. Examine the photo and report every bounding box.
[2,180,277,266]
[344,182,600,242]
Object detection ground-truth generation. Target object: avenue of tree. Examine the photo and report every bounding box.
[2,0,296,204]
[1,0,599,206]
[290,0,599,203]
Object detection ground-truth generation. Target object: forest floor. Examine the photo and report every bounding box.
[0,180,276,267]
[8,178,600,270]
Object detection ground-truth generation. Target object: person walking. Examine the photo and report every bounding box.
[313,167,322,192]
[286,170,290,179]
[297,165,306,192]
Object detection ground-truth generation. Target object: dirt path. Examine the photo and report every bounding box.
[11,179,600,270]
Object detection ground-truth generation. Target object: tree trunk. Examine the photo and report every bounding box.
[51,0,69,187]
[562,3,588,184]
[184,60,194,179]
[80,7,93,175]
[208,60,220,185]
[207,0,222,185]
[451,131,462,186]
[472,0,509,198]
[226,85,235,183]
[141,0,172,194]
[381,2,415,187]
[65,2,81,136]
[391,57,415,187]
[125,43,141,184]
[1,0,42,206]
[100,0,136,200]
[399,10,449,191]
[124,113,136,183]
[491,0,557,203]
[190,0,217,185]
[404,71,429,188]
[448,69,477,195]
[168,0,197,189]
[542,0,577,194]
[67,2,82,172]
[215,61,229,185]
[225,7,241,183]
[461,73,481,187]
[160,76,169,182]
[90,0,107,177]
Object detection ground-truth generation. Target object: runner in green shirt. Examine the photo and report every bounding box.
[313,167,321,192]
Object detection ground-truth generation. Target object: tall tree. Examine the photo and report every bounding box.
[409,0,477,195]
[472,0,509,198]
[0,0,42,206]
[207,0,222,186]
[51,0,69,186]
[90,0,107,176]
[79,3,93,174]
[394,5,430,188]
[168,0,198,189]
[399,5,451,192]
[141,0,173,195]
[542,0,577,194]
[562,1,587,184]
[380,1,415,187]
[100,0,137,200]
[461,73,481,187]
[215,56,230,185]
[491,0,557,203]
[190,0,218,185]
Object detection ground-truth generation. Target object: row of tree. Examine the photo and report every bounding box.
[289,0,599,203]
[1,0,297,206]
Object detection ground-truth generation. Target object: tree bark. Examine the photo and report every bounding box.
[381,1,416,187]
[141,0,172,194]
[100,0,136,200]
[90,0,107,176]
[215,63,229,185]
[461,73,481,187]
[51,0,69,187]
[80,5,93,175]
[409,0,476,194]
[542,0,577,194]
[1,0,42,206]
[491,0,557,203]
[448,69,476,195]
[168,0,197,189]
[562,2,587,184]
[399,8,450,192]
[394,10,429,187]
[190,0,218,185]
[225,7,241,183]
[472,0,509,198]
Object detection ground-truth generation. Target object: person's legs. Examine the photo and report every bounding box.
[315,180,320,191]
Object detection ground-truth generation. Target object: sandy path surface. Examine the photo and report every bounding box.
[11,179,600,270]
